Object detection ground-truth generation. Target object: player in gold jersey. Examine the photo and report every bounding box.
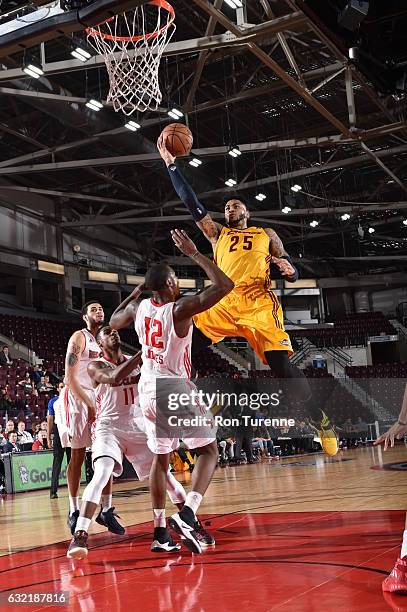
[158,138,337,456]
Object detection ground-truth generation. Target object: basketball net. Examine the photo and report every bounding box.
[86,0,175,115]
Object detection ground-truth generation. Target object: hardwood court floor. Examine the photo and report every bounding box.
[1,445,406,611]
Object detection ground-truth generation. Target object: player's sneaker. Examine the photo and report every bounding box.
[67,530,88,560]
[67,510,79,536]
[317,411,338,457]
[95,507,125,535]
[194,519,215,548]
[151,527,181,553]
[168,507,202,554]
[383,557,407,594]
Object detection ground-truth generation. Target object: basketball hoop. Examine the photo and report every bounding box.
[86,0,175,115]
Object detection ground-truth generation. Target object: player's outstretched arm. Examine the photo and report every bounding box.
[264,228,299,283]
[65,330,95,410]
[110,284,145,330]
[171,229,234,323]
[157,136,222,248]
[88,352,142,387]
[374,383,407,450]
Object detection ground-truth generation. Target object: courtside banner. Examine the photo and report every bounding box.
[10,451,86,493]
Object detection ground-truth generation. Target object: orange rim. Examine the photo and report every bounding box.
[85,0,175,43]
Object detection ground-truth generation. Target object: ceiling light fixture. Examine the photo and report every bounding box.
[167,108,184,120]
[225,178,237,187]
[85,99,103,111]
[228,146,242,158]
[255,193,266,201]
[341,213,351,221]
[282,206,291,214]
[189,158,202,167]
[71,46,91,62]
[124,120,141,132]
[310,220,319,227]
[23,64,44,79]
[291,184,302,192]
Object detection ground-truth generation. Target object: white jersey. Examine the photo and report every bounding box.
[75,328,101,390]
[135,298,193,392]
[94,356,140,424]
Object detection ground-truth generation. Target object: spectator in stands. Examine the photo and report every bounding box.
[342,418,356,448]
[0,346,12,366]
[16,420,33,445]
[31,422,40,439]
[355,416,369,443]
[0,388,13,413]
[2,419,14,441]
[233,406,255,465]
[32,430,47,451]
[4,431,20,453]
[217,424,235,465]
[37,375,54,394]
[252,417,274,457]
[18,373,34,394]
[288,420,314,454]
[32,365,43,386]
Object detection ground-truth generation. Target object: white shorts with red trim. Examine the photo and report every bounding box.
[91,417,153,479]
[138,379,217,455]
[62,387,92,449]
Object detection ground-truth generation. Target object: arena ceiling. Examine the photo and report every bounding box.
[0,0,407,278]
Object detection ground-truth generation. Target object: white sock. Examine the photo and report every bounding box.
[185,491,202,516]
[153,509,166,528]
[76,516,91,533]
[401,530,407,558]
[101,494,112,512]
[69,496,79,514]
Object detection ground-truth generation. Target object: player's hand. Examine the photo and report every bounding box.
[157,134,175,166]
[131,350,142,367]
[374,420,407,451]
[271,256,296,277]
[87,404,96,425]
[171,229,199,258]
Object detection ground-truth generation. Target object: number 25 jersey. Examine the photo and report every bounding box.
[214,226,272,291]
[135,298,193,394]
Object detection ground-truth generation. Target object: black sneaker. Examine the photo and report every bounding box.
[67,510,79,536]
[50,492,58,499]
[67,530,88,560]
[151,527,181,553]
[194,519,215,548]
[95,507,125,535]
[168,507,202,554]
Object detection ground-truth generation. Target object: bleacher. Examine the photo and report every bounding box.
[345,364,406,420]
[291,312,396,348]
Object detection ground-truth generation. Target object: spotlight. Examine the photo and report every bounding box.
[71,46,91,62]
[85,99,103,111]
[23,64,44,79]
[291,184,302,192]
[341,213,351,221]
[403,219,407,226]
[124,120,141,132]
[228,146,242,158]
[225,178,237,187]
[167,108,183,120]
[255,193,266,201]
[282,206,291,214]
[310,220,319,228]
[224,0,243,8]
[189,158,202,167]
[368,227,375,234]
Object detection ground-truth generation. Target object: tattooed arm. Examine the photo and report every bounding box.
[264,228,299,282]
[197,214,223,249]
[64,330,94,409]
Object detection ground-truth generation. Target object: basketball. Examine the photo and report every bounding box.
[161,123,193,157]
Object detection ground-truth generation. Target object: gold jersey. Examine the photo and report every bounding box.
[214,226,272,291]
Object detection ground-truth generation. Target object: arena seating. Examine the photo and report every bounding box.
[345,364,406,419]
[291,312,396,348]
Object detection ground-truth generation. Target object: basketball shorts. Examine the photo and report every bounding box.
[91,417,153,480]
[194,287,292,364]
[62,387,92,450]
[138,378,217,455]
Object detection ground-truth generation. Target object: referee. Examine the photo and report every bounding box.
[47,382,71,499]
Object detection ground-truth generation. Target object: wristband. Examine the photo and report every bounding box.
[190,250,200,259]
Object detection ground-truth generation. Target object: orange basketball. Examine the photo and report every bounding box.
[161,123,193,157]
